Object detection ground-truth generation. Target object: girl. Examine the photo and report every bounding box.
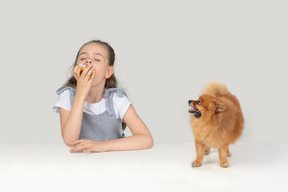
[53,40,153,153]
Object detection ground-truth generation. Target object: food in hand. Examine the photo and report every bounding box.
[73,64,96,75]
[73,64,88,74]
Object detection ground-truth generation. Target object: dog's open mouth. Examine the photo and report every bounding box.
[189,107,202,118]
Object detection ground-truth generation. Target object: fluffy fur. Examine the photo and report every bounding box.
[188,82,244,168]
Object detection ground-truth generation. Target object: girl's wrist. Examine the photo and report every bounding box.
[101,141,110,152]
[74,92,87,102]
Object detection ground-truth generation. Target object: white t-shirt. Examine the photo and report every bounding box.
[53,89,132,121]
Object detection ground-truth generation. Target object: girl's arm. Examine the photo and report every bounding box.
[59,93,86,146]
[70,105,154,152]
[105,105,154,151]
[60,64,95,146]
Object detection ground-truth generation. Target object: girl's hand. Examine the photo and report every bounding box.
[74,64,95,99]
[70,139,107,153]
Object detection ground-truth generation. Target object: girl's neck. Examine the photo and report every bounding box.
[85,85,105,103]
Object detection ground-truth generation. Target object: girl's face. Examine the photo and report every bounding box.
[76,43,113,87]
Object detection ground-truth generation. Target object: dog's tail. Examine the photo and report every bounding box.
[200,82,230,97]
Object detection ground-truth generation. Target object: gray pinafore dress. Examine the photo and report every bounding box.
[56,86,126,141]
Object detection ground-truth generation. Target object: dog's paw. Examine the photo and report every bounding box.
[192,161,202,167]
[220,161,229,168]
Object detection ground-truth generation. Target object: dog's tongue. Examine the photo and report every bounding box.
[189,108,197,112]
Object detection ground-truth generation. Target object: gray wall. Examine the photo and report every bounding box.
[0,0,287,143]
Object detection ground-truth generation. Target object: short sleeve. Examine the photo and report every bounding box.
[113,93,132,121]
[53,89,72,114]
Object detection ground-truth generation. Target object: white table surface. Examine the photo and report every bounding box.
[0,142,287,192]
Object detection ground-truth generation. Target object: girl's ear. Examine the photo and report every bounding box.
[105,66,114,79]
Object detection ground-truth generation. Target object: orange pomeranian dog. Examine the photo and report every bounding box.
[188,82,244,168]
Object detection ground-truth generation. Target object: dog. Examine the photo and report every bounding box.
[188,82,244,168]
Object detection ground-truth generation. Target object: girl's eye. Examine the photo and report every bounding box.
[80,58,86,60]
[197,100,201,105]
[95,59,100,62]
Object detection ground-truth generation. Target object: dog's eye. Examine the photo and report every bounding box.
[197,100,201,105]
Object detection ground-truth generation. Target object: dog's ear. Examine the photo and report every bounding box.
[215,100,227,113]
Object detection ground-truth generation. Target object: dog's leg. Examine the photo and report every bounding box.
[227,147,232,157]
[218,144,229,168]
[192,140,205,167]
[204,146,211,155]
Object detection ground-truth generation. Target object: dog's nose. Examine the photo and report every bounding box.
[188,100,192,105]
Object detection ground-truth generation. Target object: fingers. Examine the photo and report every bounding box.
[69,140,104,153]
[70,144,88,153]
[83,149,91,153]
[89,68,96,81]
[71,144,88,152]
[80,64,94,80]
[70,139,86,145]
[86,66,95,81]
[70,139,91,153]
[74,64,95,81]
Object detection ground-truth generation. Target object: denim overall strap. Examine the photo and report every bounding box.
[56,86,76,104]
[103,88,127,116]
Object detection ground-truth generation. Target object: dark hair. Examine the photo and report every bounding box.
[65,40,126,130]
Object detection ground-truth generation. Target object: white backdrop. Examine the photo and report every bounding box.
[0,0,287,143]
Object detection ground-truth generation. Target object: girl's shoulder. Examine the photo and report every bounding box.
[56,86,76,96]
[105,88,132,120]
[53,86,76,113]
[104,88,128,99]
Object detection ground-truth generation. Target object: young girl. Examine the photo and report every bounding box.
[53,40,153,153]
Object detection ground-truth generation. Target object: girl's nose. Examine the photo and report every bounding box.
[85,60,92,64]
